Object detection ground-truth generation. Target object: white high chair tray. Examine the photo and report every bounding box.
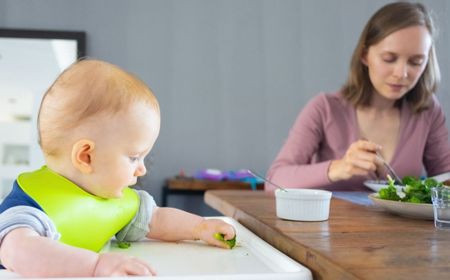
[0,217,312,279]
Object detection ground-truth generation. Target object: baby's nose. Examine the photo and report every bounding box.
[135,163,147,177]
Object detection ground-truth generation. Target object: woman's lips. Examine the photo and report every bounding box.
[388,83,406,92]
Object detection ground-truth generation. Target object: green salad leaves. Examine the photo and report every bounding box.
[378,175,443,204]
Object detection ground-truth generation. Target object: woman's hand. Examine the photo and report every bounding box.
[193,219,236,249]
[328,140,383,182]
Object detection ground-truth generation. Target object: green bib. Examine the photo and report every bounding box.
[18,166,139,252]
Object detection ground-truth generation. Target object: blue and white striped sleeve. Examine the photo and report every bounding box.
[0,206,60,244]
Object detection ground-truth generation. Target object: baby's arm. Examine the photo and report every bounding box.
[147,207,235,248]
[1,227,97,277]
[0,227,155,277]
[0,205,155,277]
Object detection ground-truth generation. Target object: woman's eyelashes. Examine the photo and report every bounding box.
[382,55,425,66]
[409,58,424,66]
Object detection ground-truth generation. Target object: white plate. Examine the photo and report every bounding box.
[364,172,450,193]
[368,193,433,220]
[363,180,403,193]
[430,172,450,184]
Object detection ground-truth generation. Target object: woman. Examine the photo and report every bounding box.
[266,2,450,191]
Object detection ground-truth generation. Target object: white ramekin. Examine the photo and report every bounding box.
[275,189,332,221]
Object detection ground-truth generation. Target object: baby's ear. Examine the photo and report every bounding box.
[71,139,95,174]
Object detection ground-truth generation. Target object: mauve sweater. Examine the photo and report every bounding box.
[266,91,450,191]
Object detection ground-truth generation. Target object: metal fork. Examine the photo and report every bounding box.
[375,151,402,183]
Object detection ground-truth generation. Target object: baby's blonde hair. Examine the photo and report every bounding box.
[38,59,159,157]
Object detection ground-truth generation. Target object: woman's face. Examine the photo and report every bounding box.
[362,25,432,102]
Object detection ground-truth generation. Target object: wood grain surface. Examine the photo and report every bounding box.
[204,190,450,280]
[167,177,263,190]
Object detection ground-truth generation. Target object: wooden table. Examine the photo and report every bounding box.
[204,190,450,280]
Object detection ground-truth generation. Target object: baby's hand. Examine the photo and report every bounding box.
[194,219,236,249]
[94,252,156,277]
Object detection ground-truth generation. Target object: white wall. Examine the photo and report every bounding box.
[1,0,449,214]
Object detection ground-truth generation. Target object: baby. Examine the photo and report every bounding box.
[0,59,235,277]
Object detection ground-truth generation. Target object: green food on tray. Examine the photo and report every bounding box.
[116,241,131,249]
[213,232,236,249]
[378,175,443,204]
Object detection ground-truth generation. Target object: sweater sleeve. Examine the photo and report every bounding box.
[266,94,333,191]
[115,190,156,242]
[423,97,450,176]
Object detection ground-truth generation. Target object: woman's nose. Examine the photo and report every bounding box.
[393,62,408,79]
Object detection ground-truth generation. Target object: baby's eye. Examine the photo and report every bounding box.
[129,156,140,162]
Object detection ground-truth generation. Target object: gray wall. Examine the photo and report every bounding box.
[1,0,449,214]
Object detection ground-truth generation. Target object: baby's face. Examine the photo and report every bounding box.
[85,102,160,198]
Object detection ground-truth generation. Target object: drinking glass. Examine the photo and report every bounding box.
[431,187,450,230]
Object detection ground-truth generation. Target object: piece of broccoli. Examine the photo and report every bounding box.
[117,241,131,249]
[378,175,401,201]
[213,232,236,249]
